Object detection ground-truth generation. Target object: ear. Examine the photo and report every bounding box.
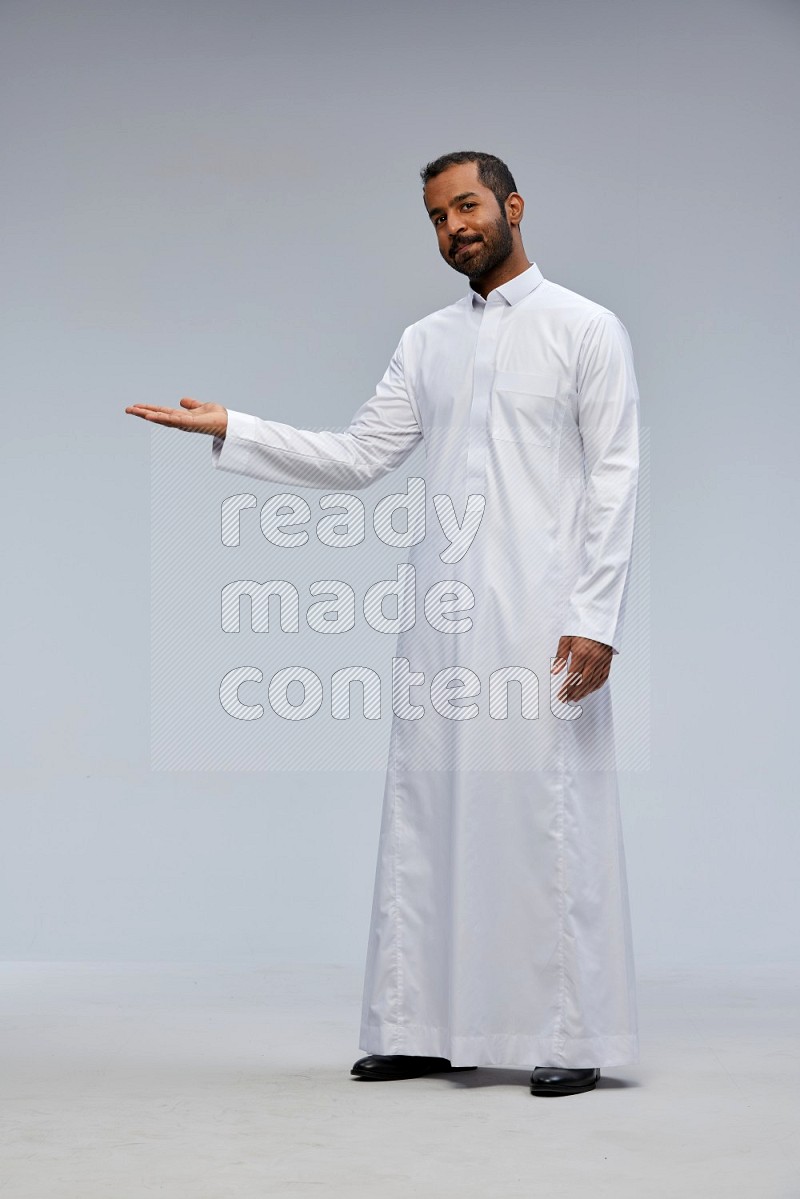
[505,191,524,227]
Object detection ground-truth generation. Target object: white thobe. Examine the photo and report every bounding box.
[211,261,641,1068]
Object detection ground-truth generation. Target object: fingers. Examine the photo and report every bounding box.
[557,657,586,703]
[125,404,181,416]
[553,637,588,703]
[551,635,572,677]
[569,663,605,702]
[562,657,610,702]
[125,399,203,416]
[552,636,614,703]
[557,651,604,703]
[125,405,187,427]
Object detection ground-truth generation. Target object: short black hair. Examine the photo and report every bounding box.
[420,151,518,216]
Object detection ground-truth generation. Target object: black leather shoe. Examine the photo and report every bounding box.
[529,1066,600,1095]
[351,1054,478,1080]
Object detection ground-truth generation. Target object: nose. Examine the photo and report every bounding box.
[446,212,467,239]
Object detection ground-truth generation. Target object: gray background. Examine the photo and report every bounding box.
[1,0,796,972]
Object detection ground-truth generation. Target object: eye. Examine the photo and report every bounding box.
[462,202,476,210]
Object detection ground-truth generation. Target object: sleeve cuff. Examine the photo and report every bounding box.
[211,409,258,475]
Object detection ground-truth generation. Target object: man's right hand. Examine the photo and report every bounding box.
[125,397,228,438]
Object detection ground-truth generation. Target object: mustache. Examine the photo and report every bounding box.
[450,237,482,257]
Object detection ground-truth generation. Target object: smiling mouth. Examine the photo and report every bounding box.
[454,240,480,256]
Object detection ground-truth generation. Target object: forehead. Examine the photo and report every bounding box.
[424,161,491,210]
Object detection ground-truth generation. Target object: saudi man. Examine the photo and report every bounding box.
[126,150,641,1098]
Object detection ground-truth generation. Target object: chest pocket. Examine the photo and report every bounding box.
[490,370,560,448]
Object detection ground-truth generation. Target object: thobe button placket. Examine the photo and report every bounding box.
[465,293,505,501]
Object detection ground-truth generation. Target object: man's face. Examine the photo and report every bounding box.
[423,161,515,281]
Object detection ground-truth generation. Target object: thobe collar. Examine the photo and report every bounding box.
[469,261,544,308]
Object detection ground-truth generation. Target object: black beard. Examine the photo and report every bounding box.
[448,213,514,281]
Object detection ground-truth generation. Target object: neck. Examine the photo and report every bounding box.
[470,246,532,300]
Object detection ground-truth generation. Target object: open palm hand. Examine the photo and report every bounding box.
[125,397,228,437]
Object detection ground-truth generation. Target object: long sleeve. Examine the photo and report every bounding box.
[210,332,423,491]
[563,310,640,656]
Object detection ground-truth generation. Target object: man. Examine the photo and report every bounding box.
[126,151,641,1098]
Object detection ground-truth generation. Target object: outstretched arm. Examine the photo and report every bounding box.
[126,333,423,492]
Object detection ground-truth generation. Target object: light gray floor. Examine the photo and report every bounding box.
[0,962,797,1197]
